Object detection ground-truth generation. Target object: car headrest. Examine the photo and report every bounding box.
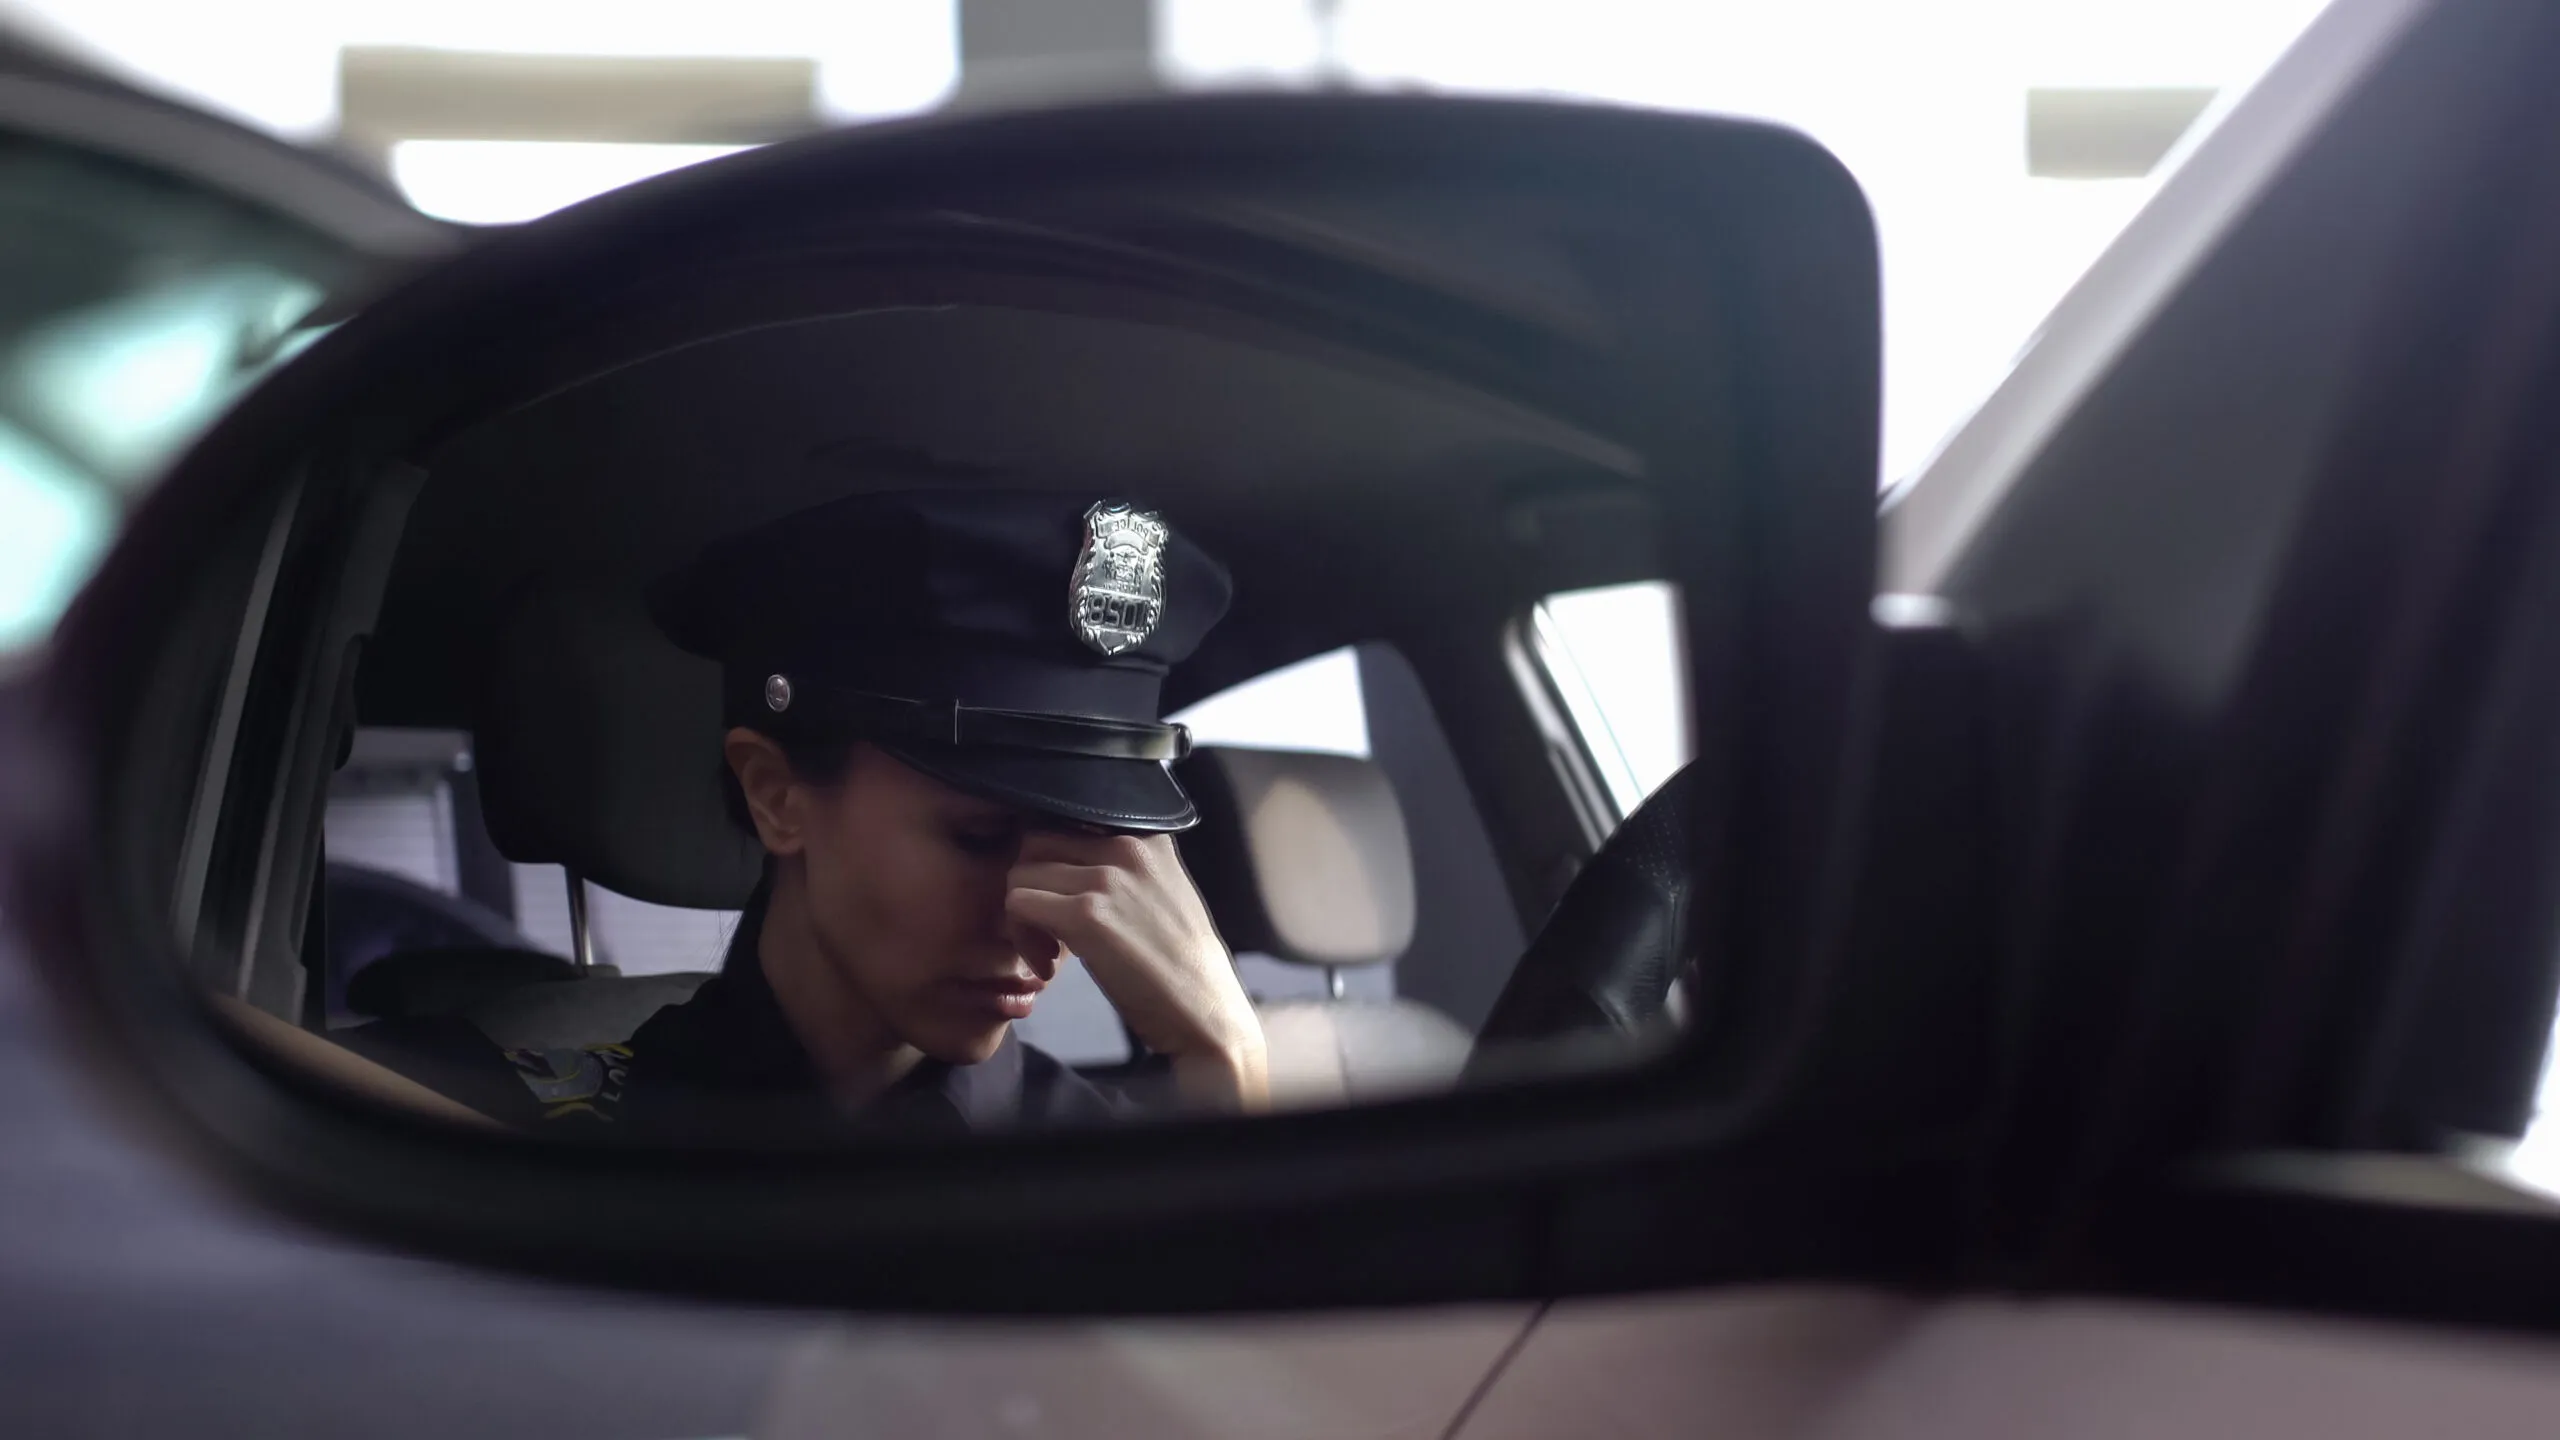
[1177,746,1414,968]
[473,577,765,910]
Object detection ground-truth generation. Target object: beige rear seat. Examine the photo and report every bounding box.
[1177,746,1470,1108]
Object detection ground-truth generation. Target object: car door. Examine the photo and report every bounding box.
[1442,0,2560,1434]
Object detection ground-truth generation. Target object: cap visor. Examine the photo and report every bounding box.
[872,740,1198,833]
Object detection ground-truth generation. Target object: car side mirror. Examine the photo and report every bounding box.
[0,92,1959,1313]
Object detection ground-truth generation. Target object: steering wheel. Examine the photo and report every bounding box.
[1466,761,1701,1059]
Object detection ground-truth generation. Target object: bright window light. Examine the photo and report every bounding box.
[1160,0,2339,485]
[0,421,116,653]
[1530,581,1689,817]
[9,268,324,484]
[388,140,755,225]
[2,1,959,138]
[1170,646,1370,758]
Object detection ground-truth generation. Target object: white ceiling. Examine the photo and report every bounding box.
[0,0,2340,481]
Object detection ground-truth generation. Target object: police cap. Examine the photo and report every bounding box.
[646,489,1233,832]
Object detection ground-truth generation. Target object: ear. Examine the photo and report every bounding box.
[723,728,805,856]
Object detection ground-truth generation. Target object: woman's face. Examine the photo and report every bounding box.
[788,745,1056,1064]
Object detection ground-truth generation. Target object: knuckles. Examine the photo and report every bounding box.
[1005,877,1116,929]
[1008,835,1178,933]
[1097,834,1152,870]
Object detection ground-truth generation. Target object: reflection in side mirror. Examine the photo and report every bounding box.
[7,92,1888,1310]
[208,991,500,1131]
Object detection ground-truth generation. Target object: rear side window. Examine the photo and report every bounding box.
[1168,645,1368,755]
[1527,580,1692,820]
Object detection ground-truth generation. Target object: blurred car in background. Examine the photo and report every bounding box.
[0,28,454,659]
[0,40,817,1440]
[0,24,499,1022]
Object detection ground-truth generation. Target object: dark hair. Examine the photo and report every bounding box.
[719,727,859,840]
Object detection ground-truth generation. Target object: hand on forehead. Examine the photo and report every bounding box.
[1017,823,1163,860]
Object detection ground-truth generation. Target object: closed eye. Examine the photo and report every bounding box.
[949,824,1019,857]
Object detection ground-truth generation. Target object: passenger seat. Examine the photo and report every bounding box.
[1177,746,1471,1106]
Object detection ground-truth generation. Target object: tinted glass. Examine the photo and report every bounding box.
[0,136,357,651]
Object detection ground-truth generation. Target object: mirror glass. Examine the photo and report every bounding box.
[109,147,1824,1146]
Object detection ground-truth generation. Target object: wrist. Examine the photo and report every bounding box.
[1169,1035,1268,1113]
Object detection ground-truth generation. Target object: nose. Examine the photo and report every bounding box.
[1008,919,1062,980]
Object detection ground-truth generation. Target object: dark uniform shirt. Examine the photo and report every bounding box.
[342,884,1126,1139]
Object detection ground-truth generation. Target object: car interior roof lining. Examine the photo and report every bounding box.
[361,299,1662,729]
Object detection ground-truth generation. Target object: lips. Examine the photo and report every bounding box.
[943,974,1045,1022]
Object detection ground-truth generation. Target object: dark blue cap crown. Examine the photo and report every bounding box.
[649,488,1232,726]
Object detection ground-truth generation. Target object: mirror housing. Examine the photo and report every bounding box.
[0,91,1942,1313]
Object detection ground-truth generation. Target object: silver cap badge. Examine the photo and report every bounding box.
[1069,501,1169,657]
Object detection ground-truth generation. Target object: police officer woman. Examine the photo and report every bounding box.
[599,488,1267,1136]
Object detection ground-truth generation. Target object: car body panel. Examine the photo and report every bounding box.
[1464,1288,2560,1440]
[1881,0,2430,593]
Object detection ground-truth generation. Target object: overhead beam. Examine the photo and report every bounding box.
[336,47,820,162]
[2027,87,2219,179]
[956,0,1156,103]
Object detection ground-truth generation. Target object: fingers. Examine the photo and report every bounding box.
[1015,828,1168,872]
[1005,860,1113,897]
[1004,849,1140,959]
[1007,836,1185,913]
[1004,884,1105,949]
[1004,831,1247,1069]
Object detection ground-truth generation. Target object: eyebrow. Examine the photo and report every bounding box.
[1027,818,1116,837]
[945,805,1028,827]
